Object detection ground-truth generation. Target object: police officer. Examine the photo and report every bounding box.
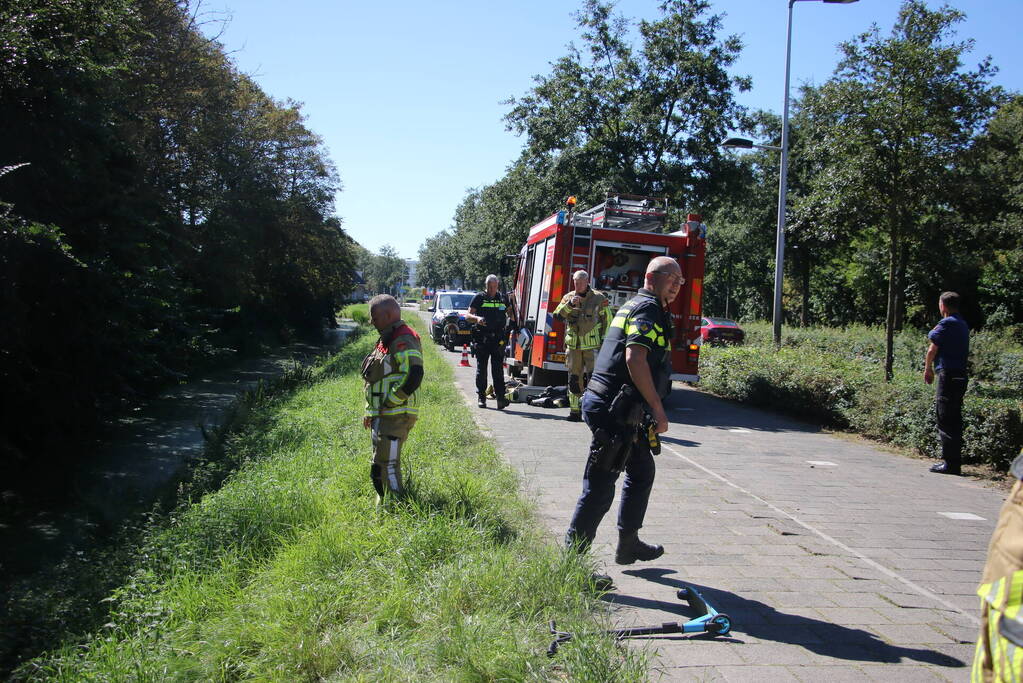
[923,291,970,475]
[565,256,683,568]
[467,274,514,409]
[361,294,424,501]
[553,270,613,422]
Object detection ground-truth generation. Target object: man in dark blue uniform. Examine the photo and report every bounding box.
[467,274,514,410]
[565,256,682,569]
[924,291,970,475]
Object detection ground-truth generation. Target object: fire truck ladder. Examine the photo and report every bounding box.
[572,193,668,232]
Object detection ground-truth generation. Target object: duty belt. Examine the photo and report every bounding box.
[586,377,620,399]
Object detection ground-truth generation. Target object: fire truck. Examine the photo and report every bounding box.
[506,193,706,387]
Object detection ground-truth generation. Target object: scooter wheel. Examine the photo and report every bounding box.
[706,614,731,636]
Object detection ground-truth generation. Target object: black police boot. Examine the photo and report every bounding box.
[477,394,486,408]
[496,396,510,410]
[930,460,961,475]
[615,529,664,565]
[566,411,582,422]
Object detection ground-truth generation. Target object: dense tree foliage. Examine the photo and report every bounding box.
[0,0,356,485]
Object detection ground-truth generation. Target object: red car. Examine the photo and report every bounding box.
[700,317,745,345]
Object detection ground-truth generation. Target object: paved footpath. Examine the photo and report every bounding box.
[417,310,1005,681]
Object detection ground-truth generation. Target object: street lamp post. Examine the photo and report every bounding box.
[724,0,857,348]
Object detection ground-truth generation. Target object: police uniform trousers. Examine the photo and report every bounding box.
[474,336,506,399]
[565,389,655,547]
[974,477,1023,682]
[936,369,968,470]
[566,348,596,411]
[371,413,417,496]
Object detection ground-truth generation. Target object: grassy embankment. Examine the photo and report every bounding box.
[17,307,645,681]
[699,322,1023,471]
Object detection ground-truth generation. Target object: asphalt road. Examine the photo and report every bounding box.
[417,308,1004,682]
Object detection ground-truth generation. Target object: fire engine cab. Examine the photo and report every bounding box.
[506,193,706,387]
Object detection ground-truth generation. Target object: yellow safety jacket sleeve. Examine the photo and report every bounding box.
[553,293,579,323]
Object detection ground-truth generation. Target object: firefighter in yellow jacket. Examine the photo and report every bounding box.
[973,451,1023,682]
[361,295,424,501]
[553,270,613,421]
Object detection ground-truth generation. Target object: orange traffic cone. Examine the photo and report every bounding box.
[459,344,471,367]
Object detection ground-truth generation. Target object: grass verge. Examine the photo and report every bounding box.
[15,312,645,681]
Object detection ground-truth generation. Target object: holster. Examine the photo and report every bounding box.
[588,427,631,473]
[609,384,645,428]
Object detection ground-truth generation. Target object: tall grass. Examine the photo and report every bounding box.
[16,316,645,681]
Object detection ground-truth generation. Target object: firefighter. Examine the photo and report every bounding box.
[467,274,514,409]
[553,270,613,422]
[361,294,424,502]
[565,256,682,573]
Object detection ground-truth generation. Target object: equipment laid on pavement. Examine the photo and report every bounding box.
[546,582,731,656]
[459,344,471,367]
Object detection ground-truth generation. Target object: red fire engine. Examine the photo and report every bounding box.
[506,193,706,387]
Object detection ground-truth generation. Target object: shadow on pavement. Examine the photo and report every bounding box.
[659,435,701,448]
[665,387,822,435]
[612,568,965,668]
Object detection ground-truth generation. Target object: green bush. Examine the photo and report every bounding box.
[340,303,369,325]
[700,347,868,426]
[700,333,1023,470]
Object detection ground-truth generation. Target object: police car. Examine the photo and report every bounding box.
[428,290,475,351]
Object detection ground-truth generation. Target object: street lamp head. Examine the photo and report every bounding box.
[822,0,858,3]
[721,137,754,149]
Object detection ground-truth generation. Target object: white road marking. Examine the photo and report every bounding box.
[661,442,982,627]
[806,460,838,467]
[939,512,986,521]
[728,428,752,433]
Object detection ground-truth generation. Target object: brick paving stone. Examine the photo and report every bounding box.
[871,623,955,644]
[649,666,727,682]
[861,665,954,681]
[717,665,801,681]
[813,607,889,625]
[789,665,873,682]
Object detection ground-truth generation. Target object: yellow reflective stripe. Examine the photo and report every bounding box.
[1008,572,1023,619]
[373,406,419,416]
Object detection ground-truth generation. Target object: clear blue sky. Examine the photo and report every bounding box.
[201,0,1021,260]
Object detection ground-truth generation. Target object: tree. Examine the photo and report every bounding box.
[798,1,1001,379]
[504,0,750,210]
[364,245,407,296]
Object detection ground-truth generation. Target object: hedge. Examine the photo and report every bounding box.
[700,341,1023,471]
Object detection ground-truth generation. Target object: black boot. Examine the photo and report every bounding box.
[566,411,582,422]
[477,394,486,408]
[615,529,664,565]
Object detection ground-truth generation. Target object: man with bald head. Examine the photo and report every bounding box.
[361,294,424,502]
[565,256,683,576]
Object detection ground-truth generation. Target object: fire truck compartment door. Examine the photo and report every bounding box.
[591,240,668,300]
